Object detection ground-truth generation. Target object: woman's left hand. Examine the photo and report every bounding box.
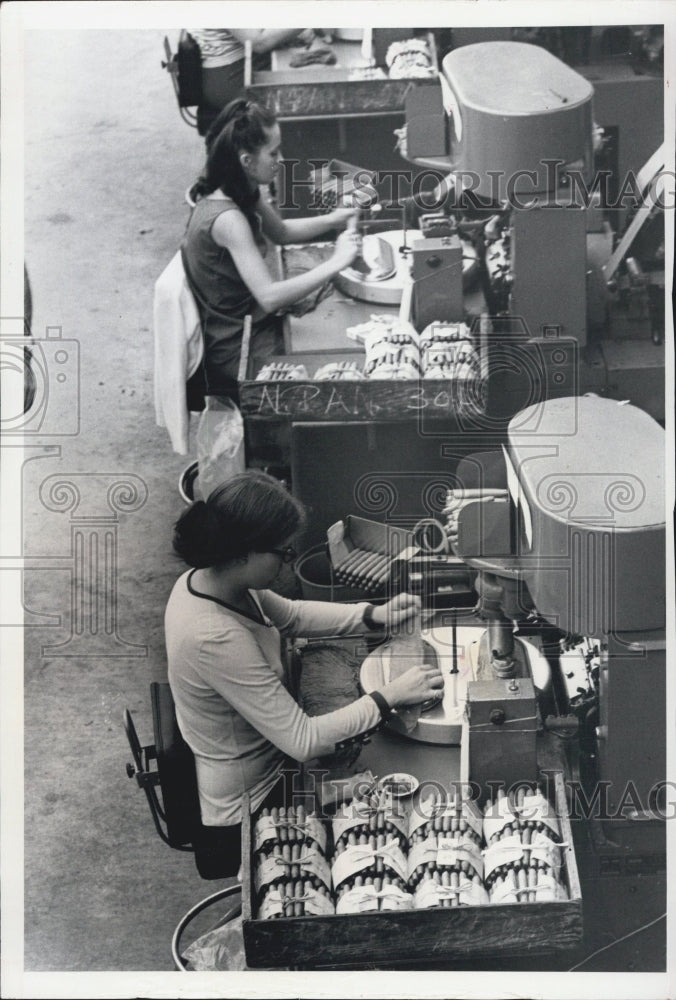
[329,207,360,231]
[370,593,422,630]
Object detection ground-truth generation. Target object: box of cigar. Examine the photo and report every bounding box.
[325,515,414,596]
[240,771,582,969]
[237,308,483,424]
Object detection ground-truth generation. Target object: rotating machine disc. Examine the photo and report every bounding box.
[360,624,550,745]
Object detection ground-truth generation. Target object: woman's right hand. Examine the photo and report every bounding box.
[382,663,444,708]
[331,228,361,271]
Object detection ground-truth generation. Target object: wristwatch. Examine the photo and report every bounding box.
[368,690,394,723]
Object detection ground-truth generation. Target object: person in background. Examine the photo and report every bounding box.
[189,29,314,135]
[181,98,361,403]
[166,470,444,876]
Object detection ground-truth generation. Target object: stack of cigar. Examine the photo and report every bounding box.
[261,866,332,918]
[332,547,391,594]
[483,787,566,904]
[407,793,488,908]
[334,815,407,856]
[335,871,409,908]
[407,833,484,905]
[410,798,483,847]
[254,805,333,919]
[255,361,309,382]
[332,828,411,912]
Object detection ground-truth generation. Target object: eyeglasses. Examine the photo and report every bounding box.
[269,545,297,564]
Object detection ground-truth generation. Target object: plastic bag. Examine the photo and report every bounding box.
[196,397,245,502]
[183,913,248,971]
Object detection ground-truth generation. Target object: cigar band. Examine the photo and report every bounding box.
[332,842,407,887]
[415,878,488,908]
[409,801,482,839]
[483,798,519,842]
[254,815,327,853]
[336,884,412,914]
[517,793,561,837]
[256,848,331,892]
[332,802,408,843]
[529,832,564,871]
[436,838,484,877]
[482,834,528,878]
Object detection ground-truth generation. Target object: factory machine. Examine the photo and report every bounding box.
[396,40,666,423]
[386,42,668,870]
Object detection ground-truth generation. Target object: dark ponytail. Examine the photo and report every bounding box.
[173,470,305,568]
[191,99,277,221]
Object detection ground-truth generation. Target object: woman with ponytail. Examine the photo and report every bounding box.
[165,471,444,876]
[181,98,362,401]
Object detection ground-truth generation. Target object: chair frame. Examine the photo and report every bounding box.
[123,698,194,853]
[162,35,199,129]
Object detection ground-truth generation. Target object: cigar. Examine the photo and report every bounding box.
[352,552,383,585]
[281,881,293,917]
[441,869,451,908]
[291,842,300,880]
[354,551,384,584]
[288,806,298,844]
[371,558,393,586]
[362,553,388,582]
[376,833,384,874]
[278,807,287,843]
[304,878,313,914]
[527,862,538,903]
[450,869,460,908]
[293,879,303,917]
[335,839,345,855]
[347,831,357,847]
[342,548,371,581]
[334,548,362,574]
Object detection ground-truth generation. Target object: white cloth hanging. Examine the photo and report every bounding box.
[153,250,203,454]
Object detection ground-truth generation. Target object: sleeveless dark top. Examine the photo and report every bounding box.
[181,195,274,395]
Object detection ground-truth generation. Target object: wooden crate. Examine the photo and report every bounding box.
[245,33,438,119]
[241,771,582,969]
[238,328,483,424]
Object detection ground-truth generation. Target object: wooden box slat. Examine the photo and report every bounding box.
[238,335,481,423]
[241,772,583,969]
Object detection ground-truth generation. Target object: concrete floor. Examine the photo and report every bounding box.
[22,28,210,973]
[19,28,411,975]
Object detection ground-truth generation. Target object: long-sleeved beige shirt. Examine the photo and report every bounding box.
[165,570,381,825]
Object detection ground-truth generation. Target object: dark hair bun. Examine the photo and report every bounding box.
[173,501,225,568]
[172,471,305,569]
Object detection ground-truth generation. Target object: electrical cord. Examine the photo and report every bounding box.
[568,911,666,971]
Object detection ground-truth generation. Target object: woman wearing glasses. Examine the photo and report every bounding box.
[166,470,443,876]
